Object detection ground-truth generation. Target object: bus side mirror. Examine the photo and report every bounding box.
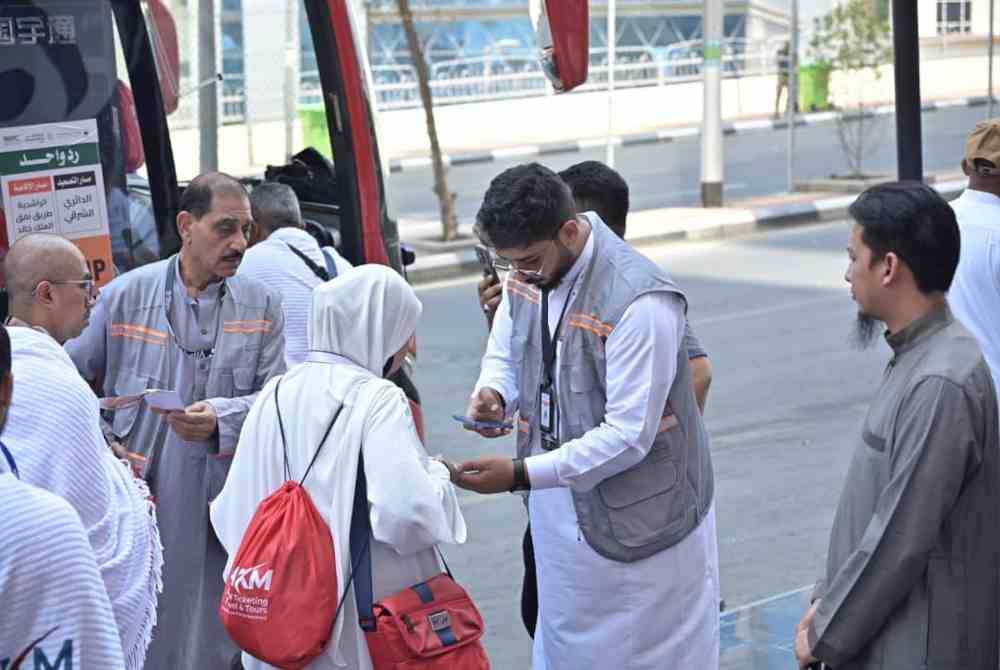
[145,0,180,115]
[530,0,589,93]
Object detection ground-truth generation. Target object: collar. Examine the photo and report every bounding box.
[4,316,50,336]
[269,226,315,248]
[959,188,1000,207]
[174,253,225,303]
[554,218,594,292]
[306,351,364,369]
[885,303,953,355]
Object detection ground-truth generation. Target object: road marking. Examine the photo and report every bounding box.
[492,145,541,159]
[694,294,844,327]
[398,156,434,170]
[722,585,814,617]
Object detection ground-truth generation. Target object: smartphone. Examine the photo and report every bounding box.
[474,245,500,284]
[452,414,513,431]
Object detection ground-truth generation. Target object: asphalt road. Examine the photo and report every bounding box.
[387,102,984,224]
[412,219,888,668]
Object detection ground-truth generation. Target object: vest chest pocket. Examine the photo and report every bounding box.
[110,370,163,443]
[565,355,606,432]
[597,445,691,548]
[210,366,256,398]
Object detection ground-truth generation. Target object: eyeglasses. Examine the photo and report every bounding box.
[47,279,98,299]
[492,221,572,284]
[494,252,548,284]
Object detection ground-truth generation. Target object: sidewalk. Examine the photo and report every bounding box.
[388,94,992,173]
[402,174,968,285]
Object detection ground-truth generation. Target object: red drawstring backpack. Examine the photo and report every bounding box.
[220,379,344,669]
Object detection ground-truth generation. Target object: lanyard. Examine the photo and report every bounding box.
[164,255,223,359]
[0,440,18,478]
[540,275,579,387]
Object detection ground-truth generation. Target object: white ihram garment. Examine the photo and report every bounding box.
[211,265,467,670]
[5,327,162,670]
[475,231,720,670]
[0,468,126,669]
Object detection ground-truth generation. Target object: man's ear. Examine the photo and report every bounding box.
[882,252,902,287]
[177,211,193,245]
[560,216,582,247]
[962,159,972,177]
[33,280,55,307]
[248,221,264,247]
[0,372,13,413]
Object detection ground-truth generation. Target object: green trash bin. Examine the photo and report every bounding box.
[298,106,333,160]
[799,63,832,112]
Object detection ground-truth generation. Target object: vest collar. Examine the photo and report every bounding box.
[555,217,594,291]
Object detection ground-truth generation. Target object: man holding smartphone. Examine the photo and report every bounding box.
[475,161,715,638]
[478,161,713,412]
[459,163,719,670]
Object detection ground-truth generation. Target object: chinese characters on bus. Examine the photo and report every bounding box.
[0,15,77,46]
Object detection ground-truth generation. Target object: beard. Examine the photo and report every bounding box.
[542,242,577,289]
[851,312,883,349]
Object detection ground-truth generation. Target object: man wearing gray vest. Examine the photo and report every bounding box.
[457,163,718,669]
[67,172,287,670]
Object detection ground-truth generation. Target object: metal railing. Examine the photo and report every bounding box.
[171,37,784,125]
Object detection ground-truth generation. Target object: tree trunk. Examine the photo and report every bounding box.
[395,0,459,241]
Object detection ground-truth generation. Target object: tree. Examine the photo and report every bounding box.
[809,0,893,178]
[395,0,459,241]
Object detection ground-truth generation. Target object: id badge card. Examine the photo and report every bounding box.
[540,385,558,451]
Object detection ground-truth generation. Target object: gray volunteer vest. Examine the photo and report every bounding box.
[508,214,714,563]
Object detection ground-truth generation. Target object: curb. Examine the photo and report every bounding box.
[389,95,990,174]
[405,178,968,286]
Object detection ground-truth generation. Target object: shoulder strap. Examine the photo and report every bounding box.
[284,241,329,282]
[274,376,343,485]
[348,448,455,632]
[321,247,339,279]
[349,449,376,630]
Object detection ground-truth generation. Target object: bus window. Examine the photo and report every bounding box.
[145,0,341,186]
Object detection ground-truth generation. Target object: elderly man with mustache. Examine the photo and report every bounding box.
[67,171,287,670]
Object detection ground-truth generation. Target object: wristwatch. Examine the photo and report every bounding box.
[509,457,531,492]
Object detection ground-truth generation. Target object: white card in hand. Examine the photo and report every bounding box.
[143,389,185,411]
[99,393,146,410]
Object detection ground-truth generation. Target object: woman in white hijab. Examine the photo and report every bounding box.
[211,264,467,670]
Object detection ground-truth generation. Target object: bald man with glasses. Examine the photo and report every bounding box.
[4,233,98,343]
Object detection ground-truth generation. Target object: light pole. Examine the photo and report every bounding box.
[891,0,922,181]
[787,0,798,193]
[284,0,300,161]
[606,0,617,168]
[989,0,996,118]
[198,0,218,172]
[701,0,723,206]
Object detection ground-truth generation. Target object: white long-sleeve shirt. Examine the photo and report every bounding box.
[949,188,1000,390]
[475,228,685,492]
[473,229,720,670]
[238,227,353,367]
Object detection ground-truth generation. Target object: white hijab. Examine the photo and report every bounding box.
[4,327,162,670]
[309,263,421,374]
[213,265,459,670]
